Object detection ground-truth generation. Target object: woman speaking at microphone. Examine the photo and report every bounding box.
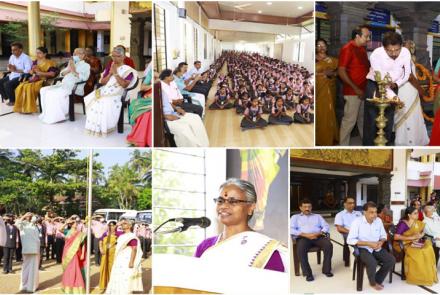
[194,178,287,272]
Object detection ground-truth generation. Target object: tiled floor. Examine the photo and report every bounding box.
[0,101,131,148]
[291,218,440,293]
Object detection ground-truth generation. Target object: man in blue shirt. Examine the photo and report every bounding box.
[347,201,395,291]
[335,196,362,236]
[291,198,333,281]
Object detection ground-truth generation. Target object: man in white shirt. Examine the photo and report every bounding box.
[423,204,440,248]
[363,32,411,145]
[184,61,203,81]
[0,42,32,106]
[347,201,395,291]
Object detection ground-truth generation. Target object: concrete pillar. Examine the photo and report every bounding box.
[86,31,94,48]
[326,2,371,57]
[27,1,41,59]
[65,30,71,55]
[97,30,105,55]
[130,15,147,70]
[78,30,86,48]
[377,174,392,206]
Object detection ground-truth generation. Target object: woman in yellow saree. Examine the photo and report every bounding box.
[99,221,117,292]
[315,38,339,146]
[59,215,87,294]
[13,47,57,113]
[394,206,438,286]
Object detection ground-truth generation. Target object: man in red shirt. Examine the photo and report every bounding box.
[338,25,371,145]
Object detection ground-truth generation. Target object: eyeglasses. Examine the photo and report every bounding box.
[213,197,253,206]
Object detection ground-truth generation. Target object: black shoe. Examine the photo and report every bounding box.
[306,275,314,282]
[323,272,334,277]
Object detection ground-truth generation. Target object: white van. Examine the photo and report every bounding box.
[136,210,152,224]
[119,210,138,221]
[94,209,127,222]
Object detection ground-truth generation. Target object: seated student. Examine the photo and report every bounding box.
[294,97,314,124]
[334,197,362,237]
[285,88,295,110]
[39,48,90,124]
[159,69,209,147]
[262,92,275,114]
[240,96,268,130]
[394,206,438,286]
[209,85,233,110]
[268,97,293,125]
[173,66,204,118]
[291,198,333,282]
[423,204,440,247]
[347,202,396,291]
[279,82,289,99]
[235,84,248,101]
[236,92,250,114]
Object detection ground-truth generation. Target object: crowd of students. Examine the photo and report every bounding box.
[212,51,315,130]
[0,207,151,293]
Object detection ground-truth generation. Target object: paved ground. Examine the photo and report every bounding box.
[0,254,152,294]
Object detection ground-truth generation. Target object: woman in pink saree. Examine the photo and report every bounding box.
[59,215,87,294]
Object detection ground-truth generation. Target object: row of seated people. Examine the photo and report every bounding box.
[0,42,150,145]
[155,58,226,147]
[206,51,314,130]
[291,198,440,290]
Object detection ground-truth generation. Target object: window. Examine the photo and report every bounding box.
[153,149,207,256]
[194,27,198,61]
[154,4,167,73]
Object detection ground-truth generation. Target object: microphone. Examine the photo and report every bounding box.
[173,217,211,230]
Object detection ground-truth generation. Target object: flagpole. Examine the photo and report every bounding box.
[86,149,93,294]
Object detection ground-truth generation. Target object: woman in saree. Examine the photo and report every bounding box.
[84,47,137,136]
[393,206,438,286]
[99,221,117,292]
[39,48,90,124]
[59,215,87,294]
[315,38,339,146]
[126,62,152,147]
[105,219,143,294]
[13,47,57,113]
[195,178,287,272]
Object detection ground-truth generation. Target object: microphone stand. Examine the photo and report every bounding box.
[154,218,190,234]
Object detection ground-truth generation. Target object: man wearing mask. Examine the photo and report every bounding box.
[15,212,40,293]
[3,214,18,274]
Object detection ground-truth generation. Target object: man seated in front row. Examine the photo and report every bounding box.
[347,201,396,291]
[291,198,333,282]
[335,196,362,237]
[423,204,440,248]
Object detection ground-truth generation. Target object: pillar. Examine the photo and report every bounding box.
[377,174,392,206]
[86,31,94,48]
[326,2,371,57]
[78,30,86,48]
[27,1,41,59]
[65,30,71,55]
[97,30,105,55]
[130,15,147,70]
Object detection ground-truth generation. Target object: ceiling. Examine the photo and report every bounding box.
[198,1,313,25]
[215,30,276,42]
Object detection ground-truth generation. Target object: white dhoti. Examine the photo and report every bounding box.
[167,113,210,147]
[20,254,39,293]
[38,85,70,124]
[189,93,206,116]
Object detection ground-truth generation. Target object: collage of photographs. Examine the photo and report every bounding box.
[3,0,440,294]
